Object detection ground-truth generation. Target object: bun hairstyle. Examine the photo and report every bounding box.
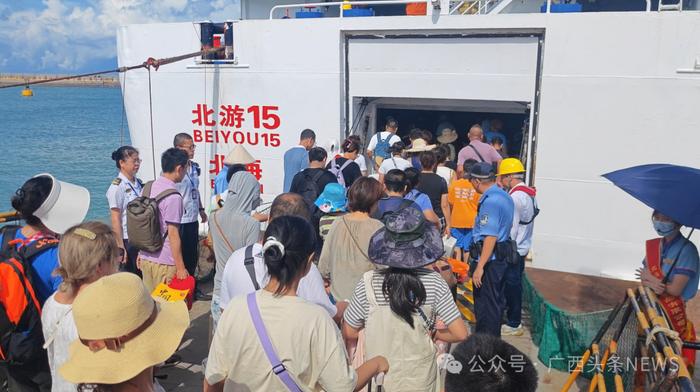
[111,146,139,169]
[341,138,360,153]
[11,176,53,227]
[262,215,315,296]
[56,221,119,294]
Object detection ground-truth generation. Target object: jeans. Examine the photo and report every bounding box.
[473,258,507,337]
[504,254,526,328]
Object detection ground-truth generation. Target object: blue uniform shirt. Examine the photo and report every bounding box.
[214,168,229,195]
[0,230,61,305]
[643,235,700,302]
[472,184,515,244]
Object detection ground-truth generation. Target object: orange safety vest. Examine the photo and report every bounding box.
[646,238,696,368]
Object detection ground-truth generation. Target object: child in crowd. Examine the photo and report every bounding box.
[343,207,468,391]
[315,183,349,242]
[435,145,456,186]
[42,221,121,391]
[444,334,538,392]
[59,273,189,391]
[448,159,481,262]
[205,216,389,391]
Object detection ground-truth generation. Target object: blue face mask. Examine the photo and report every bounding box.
[653,219,678,237]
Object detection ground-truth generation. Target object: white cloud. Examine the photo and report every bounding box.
[0,0,240,72]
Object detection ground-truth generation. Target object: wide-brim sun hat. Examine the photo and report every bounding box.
[437,129,458,144]
[405,139,437,153]
[31,173,90,234]
[315,183,348,213]
[369,207,444,269]
[60,273,189,385]
[223,145,256,165]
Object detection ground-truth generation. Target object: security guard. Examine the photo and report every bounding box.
[469,162,515,337]
[498,158,538,336]
[106,146,143,275]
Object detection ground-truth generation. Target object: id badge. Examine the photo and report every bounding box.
[191,189,198,200]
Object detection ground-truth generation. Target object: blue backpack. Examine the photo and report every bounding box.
[374,133,391,160]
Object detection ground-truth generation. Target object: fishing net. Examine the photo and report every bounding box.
[523,275,640,391]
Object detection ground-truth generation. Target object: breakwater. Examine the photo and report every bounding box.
[0,73,119,87]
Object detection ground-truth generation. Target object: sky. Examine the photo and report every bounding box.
[0,0,241,74]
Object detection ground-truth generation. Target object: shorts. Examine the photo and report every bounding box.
[450,228,473,250]
[139,258,176,294]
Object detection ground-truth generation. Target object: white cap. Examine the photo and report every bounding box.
[31,173,90,234]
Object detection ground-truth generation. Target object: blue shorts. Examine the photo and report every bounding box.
[451,228,473,250]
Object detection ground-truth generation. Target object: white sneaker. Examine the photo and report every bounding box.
[501,324,524,336]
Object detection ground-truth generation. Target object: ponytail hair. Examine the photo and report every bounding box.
[379,267,427,328]
[111,146,139,169]
[11,176,53,227]
[262,215,315,296]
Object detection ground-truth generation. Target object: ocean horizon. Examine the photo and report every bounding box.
[0,85,130,223]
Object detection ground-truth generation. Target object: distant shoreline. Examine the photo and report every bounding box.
[0,73,119,88]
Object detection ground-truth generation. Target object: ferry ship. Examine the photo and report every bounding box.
[115,1,700,387]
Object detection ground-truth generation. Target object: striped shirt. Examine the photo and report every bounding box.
[344,269,461,329]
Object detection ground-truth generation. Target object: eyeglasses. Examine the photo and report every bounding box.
[129,158,143,164]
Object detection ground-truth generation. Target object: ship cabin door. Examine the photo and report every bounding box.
[345,34,542,185]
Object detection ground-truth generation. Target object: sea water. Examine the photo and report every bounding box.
[0,86,129,222]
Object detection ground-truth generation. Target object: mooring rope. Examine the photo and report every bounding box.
[147,68,157,179]
[0,47,225,89]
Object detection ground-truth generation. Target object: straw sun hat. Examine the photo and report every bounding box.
[223,144,255,165]
[437,129,458,144]
[405,139,437,153]
[60,273,189,384]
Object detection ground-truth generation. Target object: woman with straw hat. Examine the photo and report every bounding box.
[343,207,469,391]
[437,128,458,162]
[59,273,189,391]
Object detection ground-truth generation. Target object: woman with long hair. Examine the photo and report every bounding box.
[343,207,468,391]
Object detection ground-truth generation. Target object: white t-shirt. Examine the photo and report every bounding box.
[219,243,336,317]
[509,183,536,256]
[206,290,356,391]
[436,166,455,186]
[354,155,367,173]
[41,293,77,392]
[367,132,401,152]
[378,156,412,174]
[105,172,142,239]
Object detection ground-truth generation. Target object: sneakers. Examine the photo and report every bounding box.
[501,324,524,336]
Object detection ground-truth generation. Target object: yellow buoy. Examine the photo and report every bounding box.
[21,86,33,97]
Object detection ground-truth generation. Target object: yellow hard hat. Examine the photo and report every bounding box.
[498,158,525,176]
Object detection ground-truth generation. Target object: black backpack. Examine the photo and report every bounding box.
[0,225,58,365]
[298,170,325,211]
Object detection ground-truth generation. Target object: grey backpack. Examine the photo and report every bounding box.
[126,181,180,252]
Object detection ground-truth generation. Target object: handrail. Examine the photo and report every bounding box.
[270,0,428,19]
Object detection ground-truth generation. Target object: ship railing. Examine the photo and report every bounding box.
[269,0,433,19]
[449,0,499,15]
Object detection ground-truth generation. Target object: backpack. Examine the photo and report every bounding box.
[328,158,353,188]
[126,181,180,252]
[378,199,416,224]
[297,170,325,211]
[374,133,392,160]
[0,225,58,365]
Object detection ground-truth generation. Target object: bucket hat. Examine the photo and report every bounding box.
[315,183,348,213]
[405,139,437,153]
[31,173,90,234]
[437,129,458,144]
[368,207,443,268]
[60,273,189,384]
[223,145,255,165]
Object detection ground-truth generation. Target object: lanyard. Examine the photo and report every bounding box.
[126,180,141,196]
[185,164,197,190]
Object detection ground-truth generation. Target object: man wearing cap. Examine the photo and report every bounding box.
[498,158,538,336]
[457,125,502,179]
[174,133,208,300]
[214,145,255,194]
[469,162,514,337]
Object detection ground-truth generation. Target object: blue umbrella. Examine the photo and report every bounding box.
[602,164,700,229]
[603,163,699,283]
